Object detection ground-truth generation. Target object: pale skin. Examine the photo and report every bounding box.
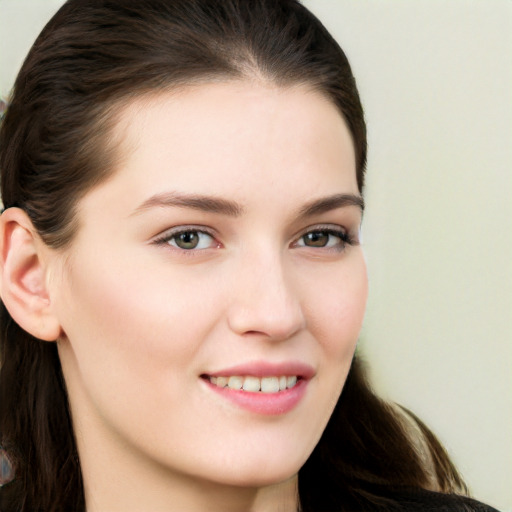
[0,82,368,512]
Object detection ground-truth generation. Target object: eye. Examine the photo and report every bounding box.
[295,228,351,250]
[154,228,218,250]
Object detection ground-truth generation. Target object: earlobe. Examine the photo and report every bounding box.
[0,208,62,341]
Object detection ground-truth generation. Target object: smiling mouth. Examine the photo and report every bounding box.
[202,375,300,393]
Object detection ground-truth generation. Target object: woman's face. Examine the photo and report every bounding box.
[52,82,368,489]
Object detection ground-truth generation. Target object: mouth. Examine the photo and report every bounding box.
[200,362,313,415]
[201,375,300,393]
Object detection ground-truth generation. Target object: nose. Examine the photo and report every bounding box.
[227,251,306,341]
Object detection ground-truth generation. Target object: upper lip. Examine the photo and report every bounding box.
[204,361,315,379]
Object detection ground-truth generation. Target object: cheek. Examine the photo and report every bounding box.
[55,253,221,399]
[306,252,368,359]
[294,253,367,447]
[55,255,226,454]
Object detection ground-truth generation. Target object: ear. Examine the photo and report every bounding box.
[0,208,62,341]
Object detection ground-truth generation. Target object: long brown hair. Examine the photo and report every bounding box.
[0,1,466,511]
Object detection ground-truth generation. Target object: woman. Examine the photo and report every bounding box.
[0,1,500,511]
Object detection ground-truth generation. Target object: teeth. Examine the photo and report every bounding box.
[209,375,299,392]
[242,376,260,392]
[216,376,228,388]
[261,376,279,393]
[227,376,243,390]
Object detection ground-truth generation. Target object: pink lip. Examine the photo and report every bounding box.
[201,361,314,416]
[206,361,315,379]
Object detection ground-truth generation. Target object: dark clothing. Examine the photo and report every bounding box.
[386,487,501,511]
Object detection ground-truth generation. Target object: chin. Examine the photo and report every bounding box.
[221,469,299,489]
[205,451,307,488]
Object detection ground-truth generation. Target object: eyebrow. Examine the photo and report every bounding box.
[132,191,364,218]
[297,193,364,218]
[132,192,244,217]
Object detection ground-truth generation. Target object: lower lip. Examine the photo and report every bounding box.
[204,378,308,415]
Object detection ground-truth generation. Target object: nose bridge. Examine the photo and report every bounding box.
[227,244,305,340]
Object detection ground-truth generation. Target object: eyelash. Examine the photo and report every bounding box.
[152,225,356,253]
[293,226,355,252]
[152,226,218,251]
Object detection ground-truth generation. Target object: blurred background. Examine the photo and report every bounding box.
[1,0,511,510]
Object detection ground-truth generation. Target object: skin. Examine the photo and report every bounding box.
[6,82,368,511]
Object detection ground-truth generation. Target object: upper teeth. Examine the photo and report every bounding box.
[209,375,298,393]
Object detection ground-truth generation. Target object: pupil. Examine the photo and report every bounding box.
[306,231,328,247]
[177,232,199,249]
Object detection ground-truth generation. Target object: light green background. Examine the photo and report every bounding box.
[1,1,511,510]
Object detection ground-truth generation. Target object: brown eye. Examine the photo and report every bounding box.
[295,228,350,250]
[160,230,216,250]
[303,231,330,247]
[174,231,200,249]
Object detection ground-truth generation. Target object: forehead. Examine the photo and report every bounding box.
[81,81,358,219]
